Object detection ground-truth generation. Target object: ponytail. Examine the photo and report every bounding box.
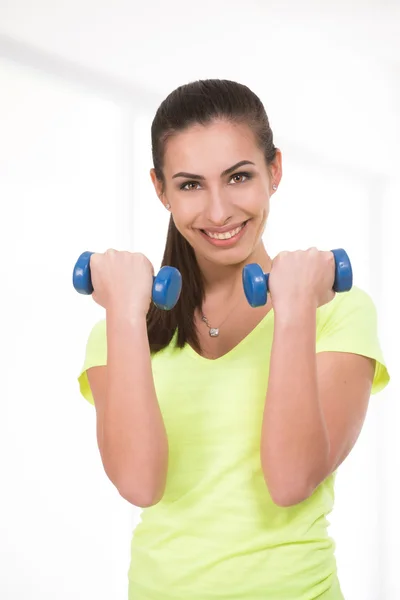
[146,216,204,354]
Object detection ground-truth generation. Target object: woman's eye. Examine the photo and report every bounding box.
[229,172,251,184]
[180,181,199,191]
[180,172,251,191]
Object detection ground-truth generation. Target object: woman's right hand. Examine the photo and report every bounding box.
[89,249,154,317]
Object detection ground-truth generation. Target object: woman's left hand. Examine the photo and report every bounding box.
[268,247,336,314]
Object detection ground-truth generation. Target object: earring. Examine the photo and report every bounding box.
[272,184,277,191]
[165,203,171,210]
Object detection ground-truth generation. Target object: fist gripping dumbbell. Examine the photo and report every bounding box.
[72,251,182,311]
[242,248,353,308]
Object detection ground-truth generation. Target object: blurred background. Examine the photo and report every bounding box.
[0,1,398,598]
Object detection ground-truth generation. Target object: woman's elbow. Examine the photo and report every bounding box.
[118,486,163,508]
[269,485,312,507]
[117,479,165,508]
[266,474,316,507]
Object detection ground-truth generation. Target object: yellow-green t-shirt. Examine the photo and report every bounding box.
[78,285,389,600]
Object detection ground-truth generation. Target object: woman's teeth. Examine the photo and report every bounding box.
[204,223,245,240]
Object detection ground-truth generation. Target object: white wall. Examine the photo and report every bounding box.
[0,10,398,598]
[0,58,135,600]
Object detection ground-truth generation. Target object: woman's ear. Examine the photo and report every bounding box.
[270,149,283,191]
[150,168,167,207]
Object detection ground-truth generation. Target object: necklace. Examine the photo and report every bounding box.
[201,313,222,337]
[201,296,244,337]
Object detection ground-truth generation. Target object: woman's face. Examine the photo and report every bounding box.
[151,119,282,267]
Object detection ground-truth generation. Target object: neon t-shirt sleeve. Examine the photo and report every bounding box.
[316,286,390,394]
[77,319,107,406]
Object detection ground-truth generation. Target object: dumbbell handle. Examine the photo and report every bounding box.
[243,248,353,308]
[263,249,352,293]
[72,251,182,311]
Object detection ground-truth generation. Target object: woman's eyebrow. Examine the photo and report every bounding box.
[172,160,256,180]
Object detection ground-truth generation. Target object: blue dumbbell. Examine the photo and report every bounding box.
[242,248,353,308]
[72,251,182,311]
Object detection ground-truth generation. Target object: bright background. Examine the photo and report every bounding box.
[0,2,399,599]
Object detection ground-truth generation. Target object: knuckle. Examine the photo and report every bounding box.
[105,248,118,258]
[90,253,99,266]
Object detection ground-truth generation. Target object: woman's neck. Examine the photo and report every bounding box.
[198,243,272,302]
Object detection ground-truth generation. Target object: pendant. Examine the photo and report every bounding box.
[209,328,219,337]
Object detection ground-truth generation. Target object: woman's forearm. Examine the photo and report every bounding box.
[261,302,329,506]
[102,308,169,507]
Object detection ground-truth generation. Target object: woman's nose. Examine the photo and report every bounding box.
[204,189,232,226]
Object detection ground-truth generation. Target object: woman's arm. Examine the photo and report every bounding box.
[261,302,374,507]
[88,308,169,508]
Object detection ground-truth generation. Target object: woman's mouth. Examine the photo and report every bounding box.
[199,220,250,246]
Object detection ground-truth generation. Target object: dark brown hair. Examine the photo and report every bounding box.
[146,79,277,354]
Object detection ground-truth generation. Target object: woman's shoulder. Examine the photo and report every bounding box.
[318,285,377,322]
[316,285,389,394]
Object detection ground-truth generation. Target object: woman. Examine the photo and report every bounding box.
[78,79,390,599]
